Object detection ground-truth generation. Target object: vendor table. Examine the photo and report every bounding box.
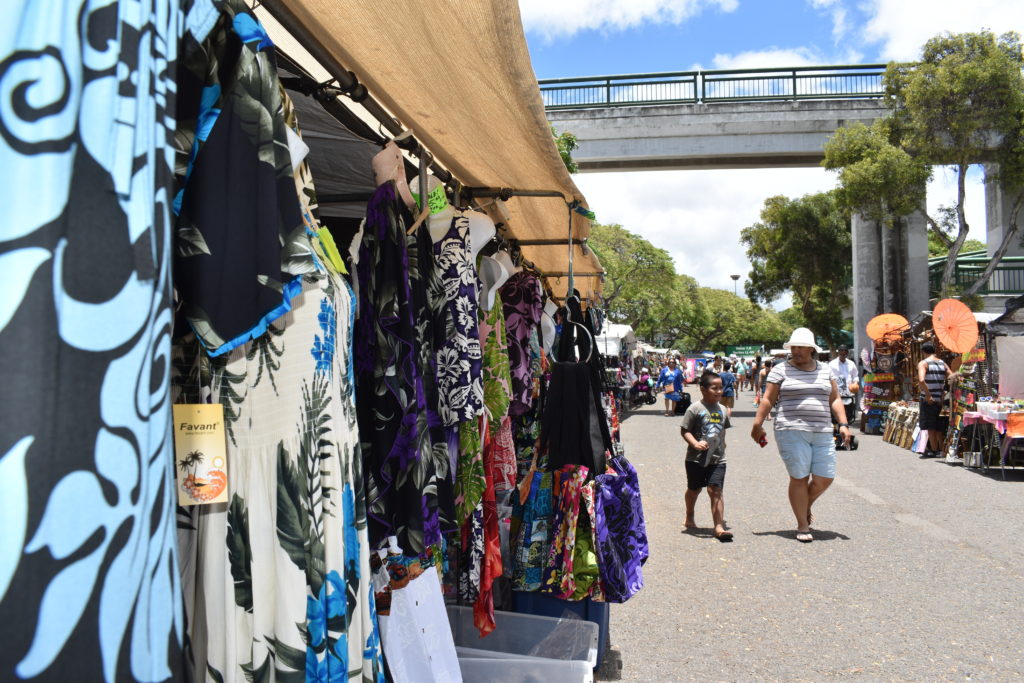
[961,410,1024,479]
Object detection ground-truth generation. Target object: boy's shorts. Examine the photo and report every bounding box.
[774,429,835,479]
[685,460,726,491]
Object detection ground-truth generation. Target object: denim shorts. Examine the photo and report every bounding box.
[774,429,836,479]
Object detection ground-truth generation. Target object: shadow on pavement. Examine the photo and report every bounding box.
[619,405,675,422]
[963,466,1024,482]
[681,527,716,539]
[751,529,851,541]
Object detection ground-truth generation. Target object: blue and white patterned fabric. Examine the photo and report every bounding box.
[0,1,215,680]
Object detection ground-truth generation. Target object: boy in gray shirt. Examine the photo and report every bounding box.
[681,371,733,541]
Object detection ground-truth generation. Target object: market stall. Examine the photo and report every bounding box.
[870,300,1024,473]
[0,2,646,682]
[595,322,638,360]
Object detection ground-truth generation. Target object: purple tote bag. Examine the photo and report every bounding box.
[593,456,649,602]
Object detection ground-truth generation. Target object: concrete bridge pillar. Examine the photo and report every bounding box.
[905,210,930,316]
[852,203,929,358]
[986,164,1024,258]
[852,214,882,358]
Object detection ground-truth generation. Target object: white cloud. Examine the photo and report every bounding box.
[709,47,822,70]
[574,168,839,310]
[518,0,738,41]
[804,0,850,44]
[862,0,1024,61]
[927,165,987,243]
[574,165,988,314]
[829,6,849,43]
[708,44,863,71]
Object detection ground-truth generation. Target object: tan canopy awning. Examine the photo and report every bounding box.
[257,0,602,298]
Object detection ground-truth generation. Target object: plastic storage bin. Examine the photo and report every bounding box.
[457,656,594,683]
[511,590,611,665]
[447,605,598,667]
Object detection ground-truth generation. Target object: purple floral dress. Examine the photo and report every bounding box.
[501,271,543,416]
[432,215,485,425]
[355,181,442,554]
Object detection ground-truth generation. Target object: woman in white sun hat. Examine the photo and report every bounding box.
[750,328,850,543]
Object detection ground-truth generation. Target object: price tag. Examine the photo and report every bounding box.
[173,404,229,506]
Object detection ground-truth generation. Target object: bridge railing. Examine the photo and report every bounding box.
[540,64,887,109]
[929,254,1024,296]
[539,72,699,109]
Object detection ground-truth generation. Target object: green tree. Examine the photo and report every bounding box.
[777,307,806,329]
[643,284,788,352]
[823,120,930,224]
[824,31,1024,296]
[928,232,985,257]
[741,191,852,350]
[632,275,700,349]
[587,222,676,327]
[551,124,579,174]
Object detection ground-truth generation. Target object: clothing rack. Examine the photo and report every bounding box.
[261,0,599,293]
[465,187,570,201]
[517,238,587,246]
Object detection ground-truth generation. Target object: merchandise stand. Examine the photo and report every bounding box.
[872,305,1024,475]
[1,3,648,682]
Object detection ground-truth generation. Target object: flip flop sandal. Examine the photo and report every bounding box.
[795,531,813,543]
[715,531,734,542]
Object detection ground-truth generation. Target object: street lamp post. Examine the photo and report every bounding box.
[730,274,740,295]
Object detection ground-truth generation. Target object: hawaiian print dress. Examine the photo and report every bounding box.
[174,259,384,683]
[0,1,215,680]
[173,25,384,678]
[355,182,443,555]
[432,215,485,426]
[501,271,543,416]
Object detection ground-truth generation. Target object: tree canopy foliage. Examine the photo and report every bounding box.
[551,125,579,174]
[588,223,791,352]
[823,30,1024,296]
[928,235,985,257]
[587,222,676,322]
[741,191,852,349]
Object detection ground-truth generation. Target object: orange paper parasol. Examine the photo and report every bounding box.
[932,298,978,353]
[866,313,910,342]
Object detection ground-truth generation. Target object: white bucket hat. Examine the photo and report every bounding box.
[782,327,822,352]
[541,299,558,353]
[477,254,510,311]
[466,210,496,262]
[493,249,519,276]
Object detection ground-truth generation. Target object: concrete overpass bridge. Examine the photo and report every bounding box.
[541,65,889,171]
[541,65,1019,352]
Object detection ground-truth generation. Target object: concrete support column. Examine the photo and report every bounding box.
[881,222,902,313]
[985,164,1022,257]
[852,205,928,357]
[853,213,882,358]
[904,209,930,316]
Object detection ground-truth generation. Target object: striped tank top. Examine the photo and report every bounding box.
[922,359,946,399]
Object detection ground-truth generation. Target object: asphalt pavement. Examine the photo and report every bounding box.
[603,388,1024,682]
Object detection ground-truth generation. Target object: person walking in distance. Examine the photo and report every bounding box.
[734,358,746,394]
[657,357,685,416]
[917,342,958,458]
[681,371,733,541]
[828,344,860,428]
[750,328,850,543]
[719,360,737,410]
[757,359,773,414]
[751,353,763,404]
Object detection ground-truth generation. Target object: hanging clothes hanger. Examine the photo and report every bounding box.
[560,291,594,364]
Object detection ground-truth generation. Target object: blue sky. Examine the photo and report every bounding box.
[517,0,1024,309]
[526,0,866,79]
